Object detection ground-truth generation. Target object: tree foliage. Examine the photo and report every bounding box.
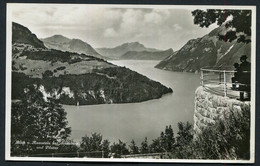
[175,122,194,158]
[192,9,251,43]
[164,125,175,152]
[80,133,103,152]
[129,139,139,154]
[192,107,250,160]
[149,125,175,154]
[149,138,163,153]
[140,137,149,154]
[102,139,110,158]
[110,140,129,158]
[42,70,53,78]
[80,133,110,158]
[11,85,71,156]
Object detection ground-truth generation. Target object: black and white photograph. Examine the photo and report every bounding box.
[5,4,256,163]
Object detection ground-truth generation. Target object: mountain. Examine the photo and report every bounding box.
[41,35,106,59]
[43,34,71,43]
[155,26,251,72]
[12,22,172,105]
[120,48,174,60]
[12,22,46,48]
[96,42,160,59]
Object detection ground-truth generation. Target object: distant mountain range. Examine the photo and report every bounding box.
[96,42,172,60]
[155,25,251,72]
[12,22,172,105]
[42,35,173,61]
[41,35,105,59]
[121,48,174,60]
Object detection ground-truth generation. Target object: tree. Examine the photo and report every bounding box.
[149,138,163,153]
[140,137,149,154]
[11,85,71,156]
[80,133,103,151]
[80,133,110,158]
[42,70,53,78]
[129,139,139,154]
[192,9,251,43]
[110,140,129,158]
[160,131,166,152]
[176,122,193,146]
[159,125,175,152]
[164,125,175,152]
[175,122,194,158]
[102,139,110,158]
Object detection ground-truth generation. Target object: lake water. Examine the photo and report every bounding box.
[63,60,200,145]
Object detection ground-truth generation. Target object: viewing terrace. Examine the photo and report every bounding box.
[200,66,251,101]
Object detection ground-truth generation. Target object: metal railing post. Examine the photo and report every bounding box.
[201,70,204,88]
[223,70,227,97]
[219,72,222,84]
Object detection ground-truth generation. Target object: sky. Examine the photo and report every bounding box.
[10,4,218,50]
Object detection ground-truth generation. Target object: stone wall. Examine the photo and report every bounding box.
[193,86,250,137]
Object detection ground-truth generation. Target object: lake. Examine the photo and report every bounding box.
[63,60,200,145]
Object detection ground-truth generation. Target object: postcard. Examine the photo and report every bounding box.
[5,3,256,163]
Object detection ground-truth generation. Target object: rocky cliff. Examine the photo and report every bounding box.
[155,26,251,72]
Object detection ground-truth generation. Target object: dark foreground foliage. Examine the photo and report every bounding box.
[11,85,73,156]
[192,9,251,43]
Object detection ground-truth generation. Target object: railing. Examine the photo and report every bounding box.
[121,152,172,159]
[27,151,104,158]
[200,67,250,100]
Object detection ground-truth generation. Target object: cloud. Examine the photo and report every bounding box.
[118,9,143,36]
[144,11,163,24]
[104,28,117,37]
[173,24,182,31]
[10,4,218,50]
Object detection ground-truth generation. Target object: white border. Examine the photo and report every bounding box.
[5,3,256,163]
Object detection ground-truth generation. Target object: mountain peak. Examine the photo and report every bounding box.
[71,38,84,43]
[129,41,141,44]
[12,22,46,48]
[52,34,65,38]
[126,41,143,46]
[96,41,161,59]
[43,35,71,43]
[117,41,146,50]
[42,34,106,59]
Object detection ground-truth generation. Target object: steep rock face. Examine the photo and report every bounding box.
[193,86,250,136]
[12,22,46,48]
[12,22,173,105]
[155,26,251,72]
[120,48,174,60]
[41,35,105,59]
[96,42,160,59]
